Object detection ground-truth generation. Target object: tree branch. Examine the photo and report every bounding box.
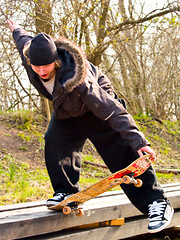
[106,5,180,34]
[1,39,39,110]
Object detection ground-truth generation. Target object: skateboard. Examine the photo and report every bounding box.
[49,154,153,216]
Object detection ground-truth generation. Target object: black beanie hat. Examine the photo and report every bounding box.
[29,33,58,66]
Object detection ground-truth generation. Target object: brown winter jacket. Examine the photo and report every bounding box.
[12,28,149,152]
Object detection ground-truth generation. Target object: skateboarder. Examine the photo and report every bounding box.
[7,19,173,233]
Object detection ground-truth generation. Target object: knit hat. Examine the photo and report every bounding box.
[29,33,58,66]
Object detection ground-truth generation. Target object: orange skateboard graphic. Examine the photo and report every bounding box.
[49,154,153,216]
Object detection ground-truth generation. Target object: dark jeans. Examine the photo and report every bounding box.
[45,112,166,213]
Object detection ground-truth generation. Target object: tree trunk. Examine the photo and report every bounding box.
[34,0,53,122]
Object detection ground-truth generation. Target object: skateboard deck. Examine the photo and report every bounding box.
[49,154,153,216]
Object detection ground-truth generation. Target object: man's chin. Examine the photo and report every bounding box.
[41,77,50,82]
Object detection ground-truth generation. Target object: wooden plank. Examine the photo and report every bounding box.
[33,210,180,240]
[0,201,45,212]
[82,190,180,214]
[84,182,180,200]
[0,204,125,240]
[0,188,179,220]
[0,184,180,240]
[159,185,180,193]
[2,185,175,219]
[162,183,180,188]
[0,193,179,240]
[0,183,179,212]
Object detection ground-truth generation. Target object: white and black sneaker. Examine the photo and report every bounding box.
[46,192,73,208]
[148,199,174,233]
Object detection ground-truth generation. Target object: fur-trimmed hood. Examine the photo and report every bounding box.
[54,37,87,93]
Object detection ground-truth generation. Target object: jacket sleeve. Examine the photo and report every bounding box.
[79,76,150,152]
[12,28,33,62]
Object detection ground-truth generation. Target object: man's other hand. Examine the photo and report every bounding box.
[137,146,156,162]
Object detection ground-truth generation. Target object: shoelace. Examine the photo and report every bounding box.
[148,201,166,221]
[54,193,67,199]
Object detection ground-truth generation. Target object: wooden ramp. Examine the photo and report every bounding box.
[0,183,180,240]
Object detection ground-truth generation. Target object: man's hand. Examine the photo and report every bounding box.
[137,146,156,162]
[7,19,20,32]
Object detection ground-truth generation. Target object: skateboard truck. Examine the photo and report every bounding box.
[63,202,84,217]
[122,173,142,187]
[63,207,84,216]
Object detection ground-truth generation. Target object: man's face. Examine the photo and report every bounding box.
[31,62,56,80]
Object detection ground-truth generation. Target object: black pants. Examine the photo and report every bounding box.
[45,112,166,213]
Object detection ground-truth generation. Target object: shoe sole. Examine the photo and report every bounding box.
[46,202,59,208]
[46,194,74,209]
[148,207,174,233]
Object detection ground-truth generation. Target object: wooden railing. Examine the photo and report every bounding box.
[0,183,180,240]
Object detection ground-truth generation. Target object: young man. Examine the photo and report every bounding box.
[7,19,174,233]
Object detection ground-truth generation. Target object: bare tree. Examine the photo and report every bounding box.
[0,0,179,120]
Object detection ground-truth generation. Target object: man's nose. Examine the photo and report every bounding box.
[39,67,46,75]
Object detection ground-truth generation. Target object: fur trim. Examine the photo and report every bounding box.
[54,37,87,93]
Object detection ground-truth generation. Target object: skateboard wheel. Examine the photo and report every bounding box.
[134,179,142,187]
[76,209,84,217]
[63,206,72,215]
[122,175,131,184]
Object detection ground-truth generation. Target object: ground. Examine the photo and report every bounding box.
[0,113,45,170]
[0,110,179,205]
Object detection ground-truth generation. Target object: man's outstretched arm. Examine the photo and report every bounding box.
[7,19,33,61]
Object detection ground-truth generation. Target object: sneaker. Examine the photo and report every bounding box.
[46,192,72,208]
[148,199,174,233]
